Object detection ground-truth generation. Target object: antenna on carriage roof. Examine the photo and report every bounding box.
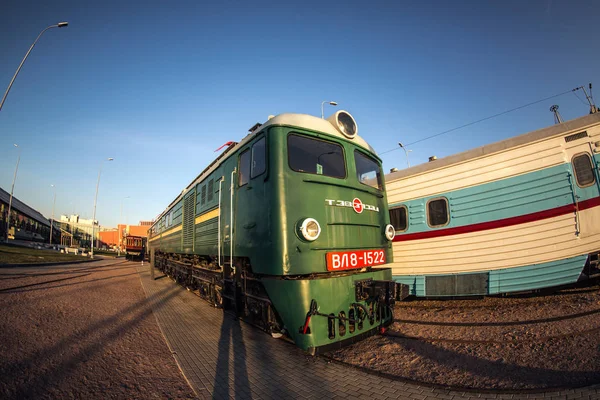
[588,83,598,114]
[550,105,564,124]
[574,83,598,114]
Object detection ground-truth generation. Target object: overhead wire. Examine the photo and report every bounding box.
[379,87,582,156]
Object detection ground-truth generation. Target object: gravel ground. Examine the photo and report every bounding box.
[330,281,600,391]
[0,260,196,399]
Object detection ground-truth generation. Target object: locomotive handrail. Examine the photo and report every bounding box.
[218,176,223,267]
[230,168,236,274]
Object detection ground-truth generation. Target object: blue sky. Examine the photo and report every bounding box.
[1,0,598,228]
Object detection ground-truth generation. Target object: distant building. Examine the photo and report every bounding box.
[58,214,103,248]
[98,222,151,250]
[0,186,57,243]
[60,214,97,226]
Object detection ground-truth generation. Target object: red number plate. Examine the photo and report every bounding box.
[326,249,387,271]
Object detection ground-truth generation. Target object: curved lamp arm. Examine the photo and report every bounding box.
[0,22,68,113]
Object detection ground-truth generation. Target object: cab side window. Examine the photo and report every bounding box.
[251,137,266,178]
[238,149,250,186]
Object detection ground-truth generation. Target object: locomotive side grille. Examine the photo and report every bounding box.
[183,194,195,249]
[195,217,218,247]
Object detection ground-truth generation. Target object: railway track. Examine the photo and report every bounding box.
[383,323,600,345]
[395,281,600,311]
[388,284,600,345]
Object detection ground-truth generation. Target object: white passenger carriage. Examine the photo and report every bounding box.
[385,112,600,297]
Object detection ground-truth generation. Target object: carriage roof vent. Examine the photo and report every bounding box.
[564,131,588,143]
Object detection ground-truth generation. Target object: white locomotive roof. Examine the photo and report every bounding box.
[259,112,376,154]
[153,111,378,225]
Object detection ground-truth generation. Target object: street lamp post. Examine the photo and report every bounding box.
[49,184,56,245]
[398,142,412,168]
[321,101,338,119]
[90,158,113,259]
[5,144,21,243]
[0,22,69,113]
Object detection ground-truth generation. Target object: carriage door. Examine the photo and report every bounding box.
[564,136,600,238]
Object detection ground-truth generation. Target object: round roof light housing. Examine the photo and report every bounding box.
[327,110,358,139]
[384,224,395,241]
[298,218,321,242]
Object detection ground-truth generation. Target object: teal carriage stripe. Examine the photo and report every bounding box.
[390,163,600,240]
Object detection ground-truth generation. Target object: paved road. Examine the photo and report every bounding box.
[136,264,600,400]
[0,259,196,399]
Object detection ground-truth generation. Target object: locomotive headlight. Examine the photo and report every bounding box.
[298,218,321,241]
[326,110,358,139]
[384,224,395,241]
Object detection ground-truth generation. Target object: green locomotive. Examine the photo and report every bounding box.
[149,110,397,354]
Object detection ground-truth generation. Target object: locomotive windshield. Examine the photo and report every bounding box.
[288,134,346,178]
[355,150,383,190]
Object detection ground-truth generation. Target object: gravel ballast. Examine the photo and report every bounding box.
[330,282,600,390]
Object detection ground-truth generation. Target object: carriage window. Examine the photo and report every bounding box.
[238,149,251,186]
[573,153,596,187]
[354,150,383,191]
[288,134,345,178]
[427,198,449,227]
[389,206,408,231]
[251,137,266,178]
